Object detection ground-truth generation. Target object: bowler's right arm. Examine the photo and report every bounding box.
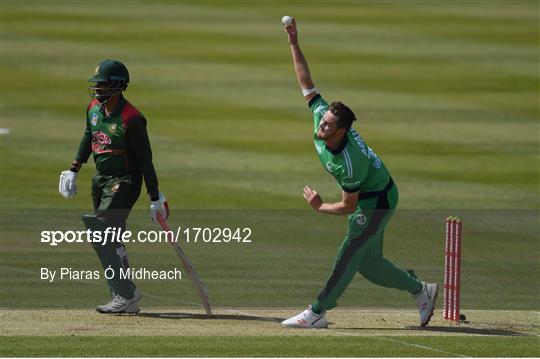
[284,18,319,104]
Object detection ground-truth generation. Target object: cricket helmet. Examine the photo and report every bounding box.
[88,59,129,103]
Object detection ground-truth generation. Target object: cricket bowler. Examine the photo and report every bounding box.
[281,18,437,328]
[58,59,168,314]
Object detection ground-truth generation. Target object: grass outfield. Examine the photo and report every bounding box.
[1,0,539,357]
[2,336,539,357]
[1,1,538,210]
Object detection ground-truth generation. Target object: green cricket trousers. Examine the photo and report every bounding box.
[313,179,422,312]
[82,172,142,299]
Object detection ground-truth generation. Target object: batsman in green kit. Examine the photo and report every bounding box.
[281,18,438,328]
[58,59,169,314]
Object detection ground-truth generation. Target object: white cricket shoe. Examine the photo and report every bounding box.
[97,288,142,314]
[282,305,328,328]
[414,282,437,326]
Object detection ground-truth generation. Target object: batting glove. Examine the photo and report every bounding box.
[59,170,78,199]
[150,192,169,221]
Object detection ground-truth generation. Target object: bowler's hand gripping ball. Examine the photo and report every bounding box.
[282,15,293,27]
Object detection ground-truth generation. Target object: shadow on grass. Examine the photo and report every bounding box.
[334,325,527,336]
[138,312,284,323]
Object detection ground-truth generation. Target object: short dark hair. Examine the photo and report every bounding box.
[329,102,357,130]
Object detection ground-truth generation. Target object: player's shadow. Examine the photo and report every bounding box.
[335,325,526,336]
[138,312,283,323]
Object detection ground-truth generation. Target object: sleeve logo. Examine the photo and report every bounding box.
[314,104,327,118]
[325,162,333,173]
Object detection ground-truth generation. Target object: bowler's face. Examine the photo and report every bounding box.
[316,111,339,140]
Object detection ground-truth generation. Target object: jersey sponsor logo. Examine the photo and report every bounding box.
[91,113,99,126]
[92,131,112,146]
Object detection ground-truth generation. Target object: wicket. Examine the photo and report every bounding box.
[443,217,462,323]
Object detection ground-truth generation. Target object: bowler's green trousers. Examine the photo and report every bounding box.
[312,181,422,313]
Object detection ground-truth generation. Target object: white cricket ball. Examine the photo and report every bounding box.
[281,15,293,27]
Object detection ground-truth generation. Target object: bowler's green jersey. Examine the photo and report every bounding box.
[309,94,390,194]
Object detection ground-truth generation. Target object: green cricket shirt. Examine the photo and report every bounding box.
[75,97,159,198]
[309,94,391,194]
